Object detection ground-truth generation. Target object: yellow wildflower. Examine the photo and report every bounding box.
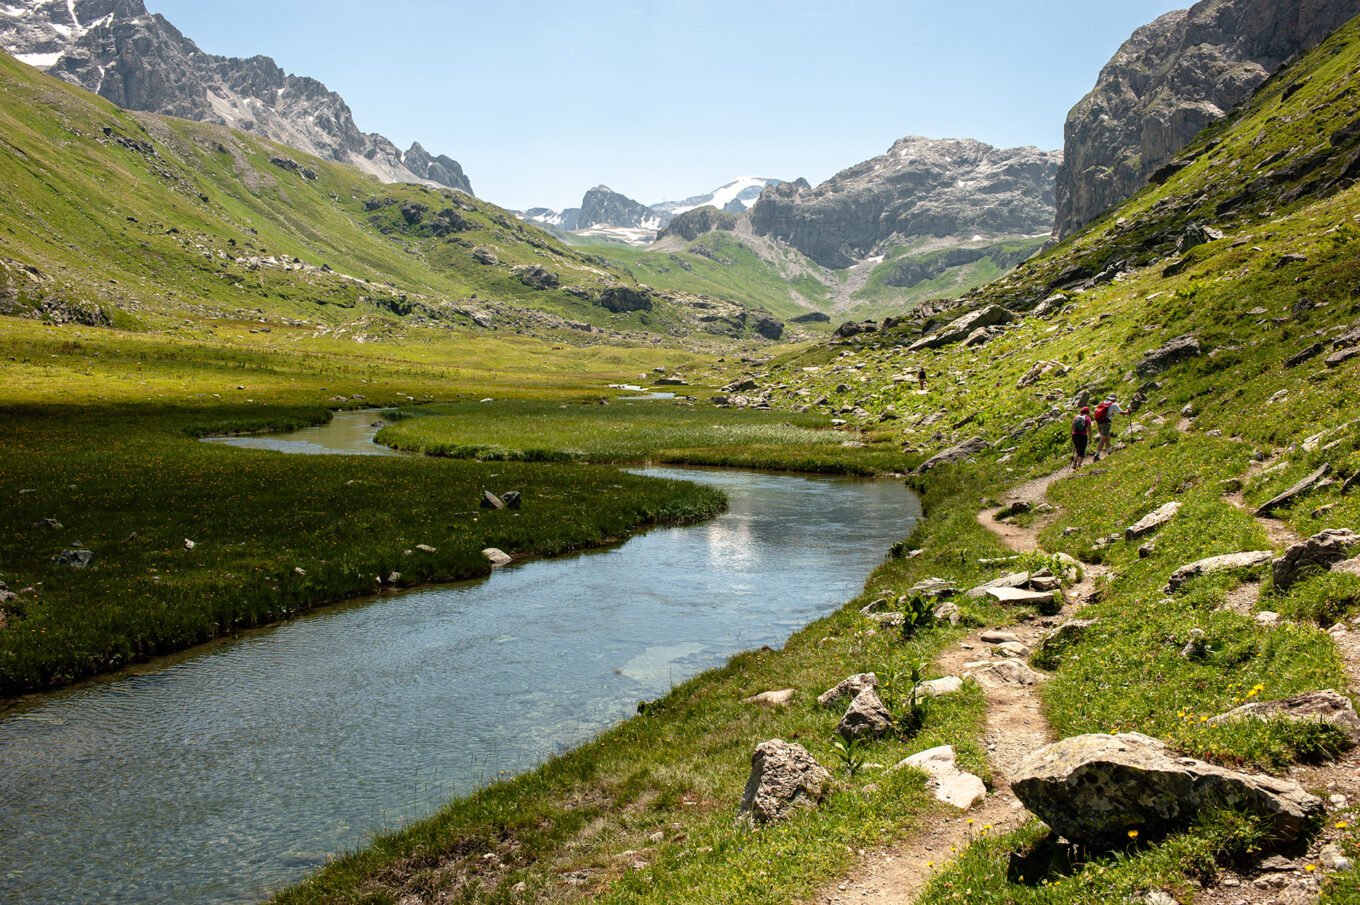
[1127,829,1139,840]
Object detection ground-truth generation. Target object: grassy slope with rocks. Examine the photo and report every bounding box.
[0,51,773,344]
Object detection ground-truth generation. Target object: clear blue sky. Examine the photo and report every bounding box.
[144,0,1186,211]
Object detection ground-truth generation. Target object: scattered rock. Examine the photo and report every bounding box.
[481,490,506,510]
[737,740,831,826]
[1256,464,1332,516]
[415,544,437,554]
[817,673,878,708]
[34,518,62,530]
[933,601,962,625]
[893,745,986,809]
[1321,843,1354,872]
[1273,529,1360,592]
[908,305,1014,352]
[501,491,522,510]
[515,265,560,290]
[1207,689,1360,744]
[1255,611,1281,627]
[917,676,964,698]
[993,641,1031,658]
[916,437,989,473]
[966,572,1031,598]
[1126,501,1182,541]
[1165,551,1274,592]
[744,689,796,708]
[868,612,906,630]
[981,630,1020,644]
[56,549,94,568]
[1137,335,1202,377]
[908,577,959,599]
[483,548,512,568]
[837,688,894,739]
[183,538,196,551]
[966,658,1044,687]
[986,586,1060,608]
[1012,732,1322,849]
[1285,343,1325,368]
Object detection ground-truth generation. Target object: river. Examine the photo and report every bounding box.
[0,411,919,904]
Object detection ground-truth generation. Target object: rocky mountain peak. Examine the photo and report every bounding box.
[748,138,1060,269]
[1054,0,1360,238]
[0,0,473,194]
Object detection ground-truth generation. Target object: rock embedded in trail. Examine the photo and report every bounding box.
[965,658,1044,687]
[837,688,894,739]
[737,740,831,826]
[916,437,989,473]
[966,572,1031,598]
[894,745,986,810]
[1125,501,1182,541]
[1012,732,1322,850]
[817,673,878,708]
[1256,464,1332,517]
[1165,550,1274,592]
[1207,690,1360,744]
[1272,529,1360,592]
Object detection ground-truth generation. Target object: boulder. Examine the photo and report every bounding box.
[599,286,653,312]
[737,740,831,826]
[918,676,965,698]
[894,745,986,809]
[909,577,960,599]
[483,548,512,568]
[986,586,1060,607]
[1272,529,1360,592]
[56,548,94,568]
[1125,502,1182,541]
[837,688,894,739]
[1335,556,1360,578]
[908,305,1014,352]
[1012,732,1323,849]
[916,437,989,473]
[1256,464,1332,516]
[481,490,506,510]
[501,491,522,510]
[1165,551,1274,592]
[965,658,1044,687]
[993,641,1031,659]
[744,689,797,708]
[1327,347,1360,368]
[1207,690,1360,744]
[1136,335,1202,377]
[933,601,962,625]
[817,673,878,708]
[1177,222,1224,252]
[471,246,499,265]
[981,630,1020,644]
[966,572,1031,598]
[515,265,560,290]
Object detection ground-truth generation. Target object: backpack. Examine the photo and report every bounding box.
[1093,402,1112,423]
[1072,415,1090,436]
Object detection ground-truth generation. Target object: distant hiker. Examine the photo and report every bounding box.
[917,367,928,391]
[1071,405,1093,470]
[1092,396,1125,460]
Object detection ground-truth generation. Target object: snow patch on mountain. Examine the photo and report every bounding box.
[653,177,782,216]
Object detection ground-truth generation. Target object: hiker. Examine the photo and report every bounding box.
[1092,396,1125,461]
[1071,405,1093,470]
[917,367,928,391]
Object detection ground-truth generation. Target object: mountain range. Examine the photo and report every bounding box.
[0,0,473,193]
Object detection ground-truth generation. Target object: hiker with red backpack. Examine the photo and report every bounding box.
[1092,396,1125,461]
[1071,406,1093,469]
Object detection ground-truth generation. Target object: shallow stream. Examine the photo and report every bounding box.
[0,411,919,904]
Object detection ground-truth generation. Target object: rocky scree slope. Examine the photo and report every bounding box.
[1055,0,1360,239]
[747,136,1060,270]
[0,0,474,193]
[0,52,780,344]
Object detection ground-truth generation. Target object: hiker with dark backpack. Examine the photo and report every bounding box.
[1071,406,1093,470]
[1092,396,1125,461]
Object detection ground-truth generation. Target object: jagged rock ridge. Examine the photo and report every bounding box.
[0,0,473,193]
[1054,0,1360,238]
[747,136,1061,269]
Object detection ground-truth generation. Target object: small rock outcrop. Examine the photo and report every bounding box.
[598,286,653,313]
[817,673,878,708]
[1166,550,1274,592]
[837,688,894,739]
[737,740,831,826]
[917,437,989,473]
[1272,529,1360,592]
[1013,732,1323,849]
[908,305,1013,352]
[1136,335,1202,377]
[1256,464,1332,516]
[1126,502,1182,541]
[482,548,512,568]
[56,548,94,568]
[1207,689,1360,744]
[894,745,986,810]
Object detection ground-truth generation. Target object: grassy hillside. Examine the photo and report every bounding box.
[0,52,775,344]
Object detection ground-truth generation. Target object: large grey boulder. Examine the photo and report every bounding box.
[894,745,986,810]
[817,673,877,708]
[56,548,94,569]
[1207,690,1360,744]
[1013,732,1323,849]
[1136,335,1202,377]
[917,437,989,474]
[1273,529,1360,592]
[1257,464,1332,517]
[908,305,1014,352]
[1165,550,1274,592]
[737,740,831,826]
[1126,502,1181,541]
[837,688,894,739]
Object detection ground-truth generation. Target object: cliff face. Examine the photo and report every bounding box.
[747,137,1060,269]
[1055,0,1360,238]
[0,0,473,193]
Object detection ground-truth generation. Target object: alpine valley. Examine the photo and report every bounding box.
[5,1,1360,905]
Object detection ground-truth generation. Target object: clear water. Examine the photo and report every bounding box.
[0,418,919,905]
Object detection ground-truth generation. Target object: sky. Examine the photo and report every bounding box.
[143,0,1188,211]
